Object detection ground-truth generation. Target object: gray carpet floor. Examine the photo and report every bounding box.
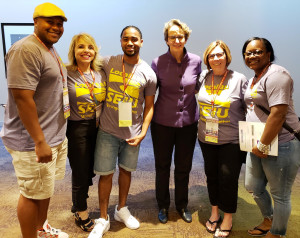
[0,129,300,237]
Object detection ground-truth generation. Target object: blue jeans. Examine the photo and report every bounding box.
[245,139,300,236]
[94,129,140,175]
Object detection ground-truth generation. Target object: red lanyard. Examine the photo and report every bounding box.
[33,33,66,84]
[251,63,271,89]
[211,69,228,108]
[77,67,96,100]
[122,56,138,96]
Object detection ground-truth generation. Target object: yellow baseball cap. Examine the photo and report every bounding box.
[33,2,67,22]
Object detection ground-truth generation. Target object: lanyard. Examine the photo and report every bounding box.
[251,63,271,89]
[122,56,138,96]
[211,69,228,111]
[33,33,66,84]
[77,67,96,101]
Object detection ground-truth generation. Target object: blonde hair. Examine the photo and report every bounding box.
[203,40,232,70]
[163,19,191,42]
[67,33,103,71]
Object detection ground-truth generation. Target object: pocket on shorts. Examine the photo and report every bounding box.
[12,154,43,196]
[18,174,42,193]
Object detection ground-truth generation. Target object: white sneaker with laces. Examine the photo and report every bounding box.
[37,219,69,238]
[114,205,140,229]
[88,215,110,238]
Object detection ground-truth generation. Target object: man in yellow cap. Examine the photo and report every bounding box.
[0,2,69,238]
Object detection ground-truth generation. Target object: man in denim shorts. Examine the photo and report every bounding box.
[89,26,157,238]
[0,3,69,238]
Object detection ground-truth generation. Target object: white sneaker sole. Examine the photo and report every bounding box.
[114,214,140,230]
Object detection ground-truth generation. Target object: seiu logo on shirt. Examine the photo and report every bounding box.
[75,82,106,102]
[204,84,229,95]
[77,102,95,118]
[105,68,141,114]
[74,82,106,119]
[199,101,230,121]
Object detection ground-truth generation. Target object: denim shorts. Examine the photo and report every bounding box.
[94,129,140,175]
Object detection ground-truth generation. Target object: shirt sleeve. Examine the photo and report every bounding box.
[265,71,292,107]
[145,67,157,96]
[98,70,107,102]
[195,59,202,92]
[102,56,111,75]
[199,69,210,85]
[240,74,249,111]
[6,47,42,91]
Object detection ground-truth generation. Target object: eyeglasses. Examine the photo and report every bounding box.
[168,35,185,42]
[208,52,225,60]
[244,50,264,57]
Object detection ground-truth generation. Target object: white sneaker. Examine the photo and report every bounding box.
[88,215,110,238]
[37,219,69,238]
[114,205,140,229]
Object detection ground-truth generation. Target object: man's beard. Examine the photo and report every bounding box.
[124,51,137,57]
[123,47,139,57]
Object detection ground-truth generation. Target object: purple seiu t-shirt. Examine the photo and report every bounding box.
[151,49,202,127]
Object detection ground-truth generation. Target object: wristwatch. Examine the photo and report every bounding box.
[257,141,270,155]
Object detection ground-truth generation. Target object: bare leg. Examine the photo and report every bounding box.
[117,167,131,210]
[37,198,50,228]
[17,194,39,238]
[77,210,89,220]
[98,174,114,219]
[221,212,232,228]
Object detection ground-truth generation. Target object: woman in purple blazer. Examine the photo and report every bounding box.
[151,19,201,224]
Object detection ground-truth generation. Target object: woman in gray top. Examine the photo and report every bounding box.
[66,33,106,232]
[243,37,300,238]
[197,40,247,238]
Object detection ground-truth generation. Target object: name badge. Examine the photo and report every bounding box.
[63,87,70,119]
[118,101,132,127]
[205,116,219,143]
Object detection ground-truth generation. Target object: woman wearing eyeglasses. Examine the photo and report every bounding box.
[242,37,300,238]
[197,40,247,238]
[151,19,201,224]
